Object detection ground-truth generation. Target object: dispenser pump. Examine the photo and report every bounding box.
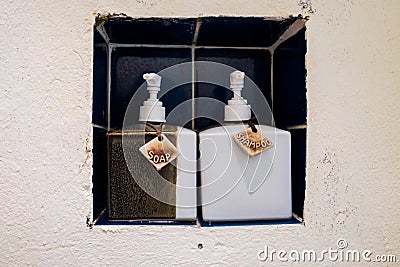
[139,73,166,122]
[224,71,251,121]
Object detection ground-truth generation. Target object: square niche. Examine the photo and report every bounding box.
[92,15,307,225]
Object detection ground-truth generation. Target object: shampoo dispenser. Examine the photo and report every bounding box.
[199,71,292,221]
[107,73,197,221]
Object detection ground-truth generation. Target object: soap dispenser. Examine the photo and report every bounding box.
[107,73,197,221]
[199,70,292,221]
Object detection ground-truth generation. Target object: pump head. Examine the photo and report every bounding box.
[139,73,166,122]
[224,71,251,121]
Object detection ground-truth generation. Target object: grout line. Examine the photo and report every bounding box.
[96,22,110,44]
[292,213,304,224]
[107,43,272,50]
[192,18,202,45]
[102,40,305,51]
[196,45,269,50]
[286,124,307,130]
[107,45,112,131]
[92,124,108,130]
[269,18,307,52]
[190,18,202,130]
[111,43,192,49]
[191,47,195,130]
[270,51,274,114]
[93,208,107,226]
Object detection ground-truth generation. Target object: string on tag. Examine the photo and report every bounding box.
[145,122,164,141]
[247,117,258,133]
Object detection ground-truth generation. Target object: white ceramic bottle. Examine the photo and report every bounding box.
[107,73,197,221]
[199,71,292,221]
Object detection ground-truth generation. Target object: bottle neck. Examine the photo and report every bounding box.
[143,121,163,132]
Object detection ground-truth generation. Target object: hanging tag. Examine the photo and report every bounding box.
[232,126,273,158]
[139,134,179,171]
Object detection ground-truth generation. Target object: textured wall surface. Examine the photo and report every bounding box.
[0,0,399,265]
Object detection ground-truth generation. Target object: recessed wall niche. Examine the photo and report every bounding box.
[92,15,307,225]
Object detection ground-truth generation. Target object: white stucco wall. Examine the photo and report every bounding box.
[1,0,399,265]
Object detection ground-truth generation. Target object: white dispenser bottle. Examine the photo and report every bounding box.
[199,71,292,221]
[108,73,197,221]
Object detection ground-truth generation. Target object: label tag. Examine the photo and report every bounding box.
[232,126,273,158]
[139,134,179,171]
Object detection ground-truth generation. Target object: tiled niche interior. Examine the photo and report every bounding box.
[93,16,307,225]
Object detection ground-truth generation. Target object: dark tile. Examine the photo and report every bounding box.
[92,127,108,219]
[159,85,193,129]
[92,44,108,127]
[273,28,307,128]
[94,27,107,44]
[105,18,197,45]
[110,47,191,129]
[289,128,306,218]
[194,49,272,129]
[197,17,296,47]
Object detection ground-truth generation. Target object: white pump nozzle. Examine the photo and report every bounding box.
[224,71,251,121]
[139,73,166,122]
